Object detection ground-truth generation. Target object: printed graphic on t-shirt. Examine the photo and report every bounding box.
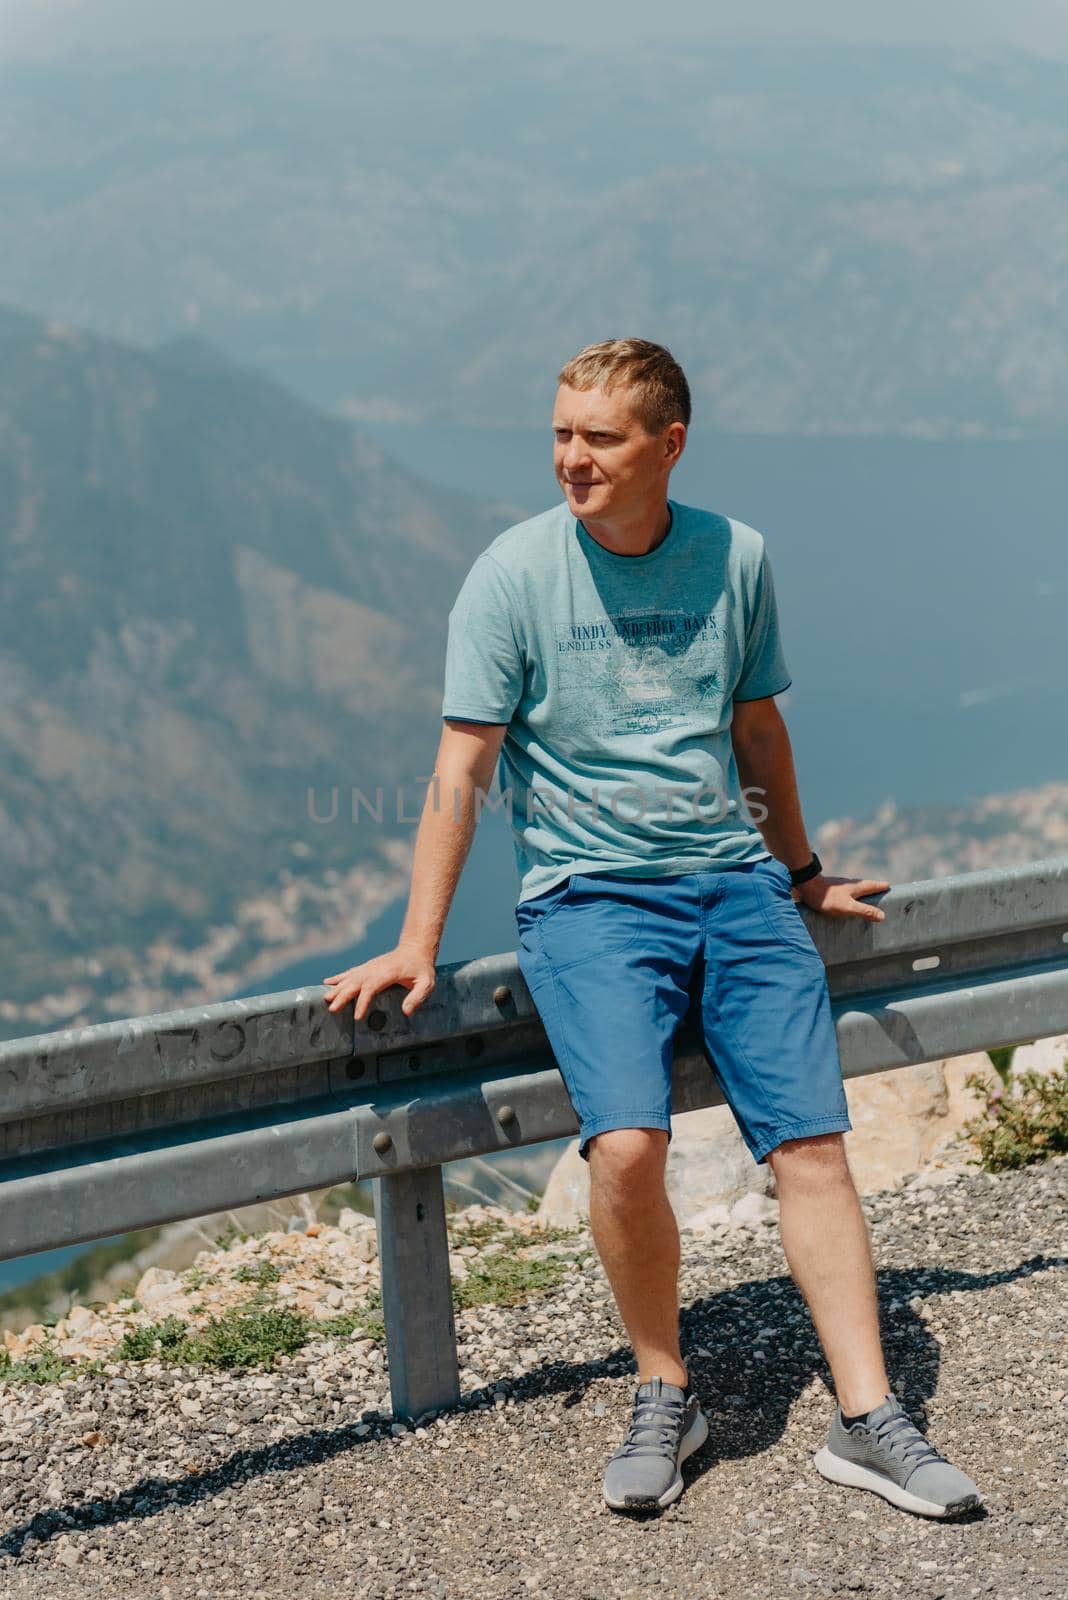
[554,606,726,736]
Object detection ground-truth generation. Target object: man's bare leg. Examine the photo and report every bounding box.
[586,1127,688,1388]
[766,1131,889,1415]
[585,1126,888,1412]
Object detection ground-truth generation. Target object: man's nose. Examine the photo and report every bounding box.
[562,439,592,474]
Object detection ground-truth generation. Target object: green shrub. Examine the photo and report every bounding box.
[0,1343,103,1386]
[109,1299,310,1369]
[232,1260,282,1287]
[315,1286,385,1344]
[964,1062,1068,1172]
[453,1250,580,1311]
[180,1302,311,1368]
[447,1217,579,1252]
[112,1313,191,1361]
[212,1223,252,1251]
[319,1304,385,1344]
[183,1268,219,1291]
[106,1287,389,1367]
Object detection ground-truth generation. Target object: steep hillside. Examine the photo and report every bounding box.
[0,308,507,1033]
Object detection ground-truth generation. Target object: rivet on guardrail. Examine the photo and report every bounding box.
[497,1105,516,1127]
[372,1131,392,1153]
[345,1060,365,1081]
[366,1010,388,1032]
[408,1055,420,1072]
[492,985,512,1008]
[465,1034,484,1058]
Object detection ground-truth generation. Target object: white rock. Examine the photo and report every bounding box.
[844,1053,1001,1192]
[135,1267,178,1300]
[4,1324,48,1359]
[730,1192,778,1228]
[686,1202,733,1231]
[140,1281,180,1307]
[1009,1031,1068,1079]
[539,1103,773,1229]
[58,1338,97,1361]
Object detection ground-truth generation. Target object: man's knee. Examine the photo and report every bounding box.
[587,1126,668,1190]
[766,1130,853,1189]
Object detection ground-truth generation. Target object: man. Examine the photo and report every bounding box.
[323,339,980,1520]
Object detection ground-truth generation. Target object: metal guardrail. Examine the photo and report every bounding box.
[2,856,1067,1419]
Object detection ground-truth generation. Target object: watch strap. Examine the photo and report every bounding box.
[789,851,822,887]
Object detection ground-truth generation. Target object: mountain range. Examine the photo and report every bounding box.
[1,34,1066,435]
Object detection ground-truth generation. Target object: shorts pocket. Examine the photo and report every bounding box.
[538,874,645,971]
[749,859,818,955]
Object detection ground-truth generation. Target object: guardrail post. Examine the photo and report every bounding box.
[372,1165,460,1422]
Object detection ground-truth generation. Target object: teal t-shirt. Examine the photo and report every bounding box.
[441,497,792,904]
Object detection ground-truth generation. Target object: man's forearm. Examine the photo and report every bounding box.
[397,770,483,959]
[732,725,815,873]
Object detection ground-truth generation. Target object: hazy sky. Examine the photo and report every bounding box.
[4,0,1068,58]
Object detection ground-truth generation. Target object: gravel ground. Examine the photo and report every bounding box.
[1,1155,1065,1600]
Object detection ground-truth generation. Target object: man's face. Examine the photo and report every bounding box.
[552,382,685,523]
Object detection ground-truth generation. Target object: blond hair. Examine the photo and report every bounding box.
[557,338,691,434]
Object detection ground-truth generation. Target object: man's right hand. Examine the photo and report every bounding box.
[321,940,437,1021]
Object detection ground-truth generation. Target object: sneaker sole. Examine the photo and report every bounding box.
[813,1446,981,1519]
[603,1407,710,1512]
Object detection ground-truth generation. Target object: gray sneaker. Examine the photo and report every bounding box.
[602,1377,709,1512]
[814,1393,981,1519]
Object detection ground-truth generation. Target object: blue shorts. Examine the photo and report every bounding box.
[514,857,852,1164]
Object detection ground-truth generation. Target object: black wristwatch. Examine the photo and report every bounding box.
[789,851,822,887]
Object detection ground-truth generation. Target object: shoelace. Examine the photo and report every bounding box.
[864,1409,946,1473]
[614,1392,687,1461]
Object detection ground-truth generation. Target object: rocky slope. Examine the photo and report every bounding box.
[0,1157,1063,1597]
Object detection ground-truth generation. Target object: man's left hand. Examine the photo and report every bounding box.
[793,872,890,923]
